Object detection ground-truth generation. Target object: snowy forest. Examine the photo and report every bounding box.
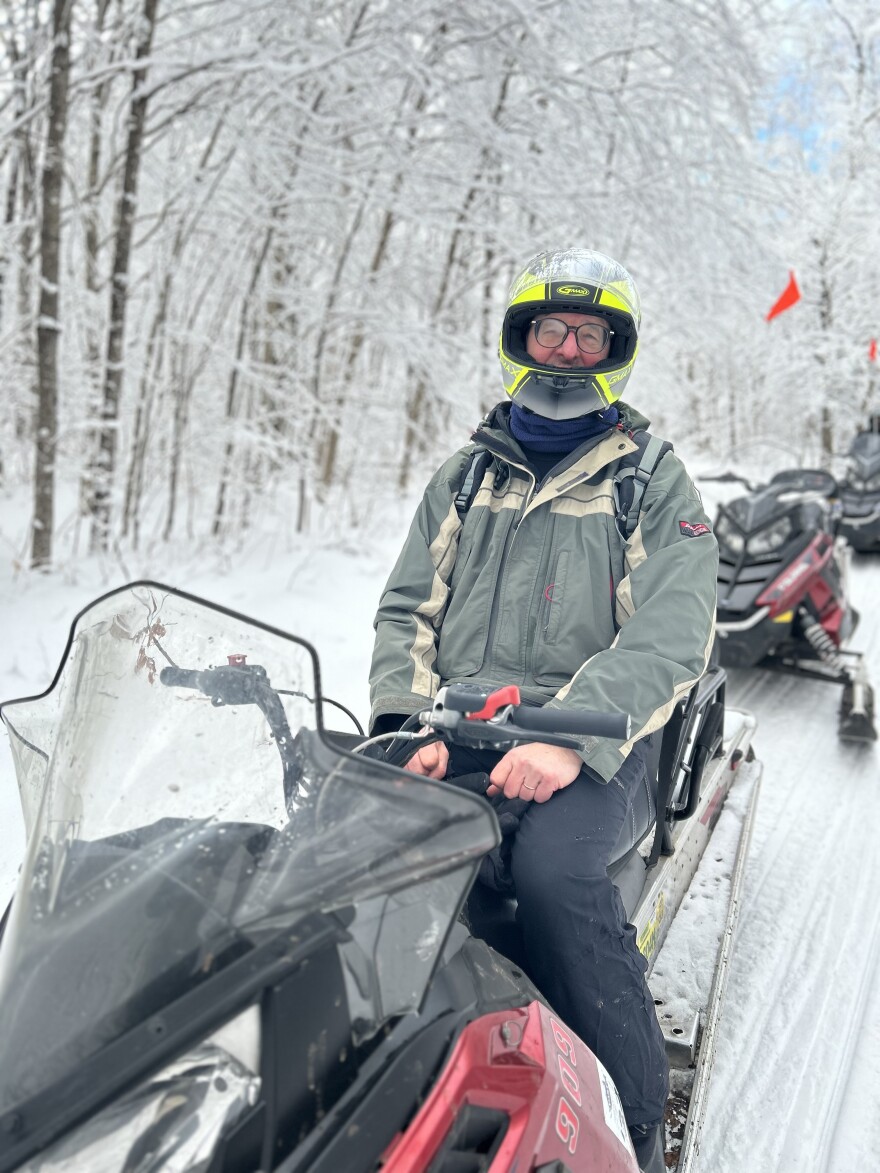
[1,0,878,572]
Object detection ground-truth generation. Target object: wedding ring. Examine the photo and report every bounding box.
[522,782,538,790]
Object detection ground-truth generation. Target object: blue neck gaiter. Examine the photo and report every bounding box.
[508,403,619,452]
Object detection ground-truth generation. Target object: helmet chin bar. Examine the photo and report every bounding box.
[513,374,607,420]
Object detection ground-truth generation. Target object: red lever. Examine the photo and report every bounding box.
[467,685,521,721]
[227,654,248,666]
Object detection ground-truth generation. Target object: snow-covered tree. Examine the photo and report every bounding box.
[1,0,876,565]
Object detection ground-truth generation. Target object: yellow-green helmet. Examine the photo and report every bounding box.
[499,248,641,419]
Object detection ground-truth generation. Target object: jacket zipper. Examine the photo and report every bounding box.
[475,435,593,675]
[482,459,535,668]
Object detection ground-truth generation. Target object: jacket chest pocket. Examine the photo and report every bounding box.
[439,506,515,677]
[532,546,586,685]
[538,550,569,645]
[531,527,617,684]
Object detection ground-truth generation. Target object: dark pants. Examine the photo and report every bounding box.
[447,741,669,1133]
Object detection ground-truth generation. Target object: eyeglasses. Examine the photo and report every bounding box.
[531,317,613,354]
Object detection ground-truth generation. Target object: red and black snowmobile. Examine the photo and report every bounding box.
[0,583,760,1173]
[708,467,876,741]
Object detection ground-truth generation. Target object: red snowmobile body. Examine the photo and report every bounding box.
[712,468,876,741]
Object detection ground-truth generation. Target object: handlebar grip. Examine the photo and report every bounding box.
[513,705,631,740]
[159,666,204,690]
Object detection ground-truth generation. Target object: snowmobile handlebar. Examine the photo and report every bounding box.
[508,704,630,738]
[159,660,300,789]
[160,665,630,760]
[699,471,759,490]
[420,683,631,750]
[159,662,286,705]
[701,468,839,499]
[159,661,292,725]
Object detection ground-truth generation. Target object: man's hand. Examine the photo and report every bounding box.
[403,738,449,779]
[487,743,583,803]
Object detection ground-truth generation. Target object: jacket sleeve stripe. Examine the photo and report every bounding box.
[408,503,461,695]
[620,614,716,752]
[614,521,647,626]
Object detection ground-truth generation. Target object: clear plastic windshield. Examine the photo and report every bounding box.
[848,431,880,482]
[0,583,497,1144]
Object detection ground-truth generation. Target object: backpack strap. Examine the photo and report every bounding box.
[614,431,672,540]
[609,430,673,619]
[454,447,494,520]
[454,433,671,613]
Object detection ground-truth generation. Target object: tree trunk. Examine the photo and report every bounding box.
[398,63,515,494]
[212,224,276,538]
[272,0,375,509]
[89,0,160,554]
[0,41,24,326]
[31,0,75,570]
[123,109,237,545]
[78,0,112,519]
[310,27,473,496]
[7,18,40,448]
[162,341,193,542]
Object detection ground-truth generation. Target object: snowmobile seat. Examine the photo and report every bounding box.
[461,731,664,972]
[608,731,661,863]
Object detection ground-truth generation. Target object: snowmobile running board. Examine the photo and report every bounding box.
[633,708,762,1171]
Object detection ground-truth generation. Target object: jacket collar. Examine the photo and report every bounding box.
[473,399,650,472]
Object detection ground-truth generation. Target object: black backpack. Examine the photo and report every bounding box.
[454,429,672,538]
[453,429,672,602]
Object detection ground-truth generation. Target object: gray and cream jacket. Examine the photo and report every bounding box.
[369,402,718,782]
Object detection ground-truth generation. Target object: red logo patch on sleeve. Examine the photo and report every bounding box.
[679,520,711,537]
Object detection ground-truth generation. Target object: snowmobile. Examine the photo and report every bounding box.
[0,582,760,1173]
[836,417,880,552]
[707,467,876,741]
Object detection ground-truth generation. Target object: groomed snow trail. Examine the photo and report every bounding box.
[699,554,880,1173]
[1,540,878,1170]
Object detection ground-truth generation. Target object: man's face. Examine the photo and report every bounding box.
[525,311,611,369]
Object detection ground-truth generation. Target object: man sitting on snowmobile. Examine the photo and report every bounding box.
[368,248,719,1173]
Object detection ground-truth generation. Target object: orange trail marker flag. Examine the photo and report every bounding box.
[870,338,877,362]
[766,271,801,321]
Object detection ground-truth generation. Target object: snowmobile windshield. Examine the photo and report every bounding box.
[847,432,880,482]
[721,470,833,537]
[0,583,498,1163]
[721,486,793,535]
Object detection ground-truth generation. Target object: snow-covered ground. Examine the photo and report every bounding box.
[700,551,880,1173]
[1,497,878,1172]
[0,505,413,902]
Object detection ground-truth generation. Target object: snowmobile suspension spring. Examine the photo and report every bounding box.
[799,611,846,673]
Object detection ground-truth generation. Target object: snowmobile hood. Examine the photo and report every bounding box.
[0,584,498,1172]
